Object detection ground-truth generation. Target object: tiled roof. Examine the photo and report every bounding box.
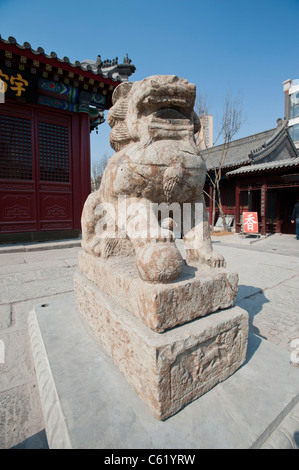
[226,157,299,177]
[0,35,136,82]
[81,54,135,82]
[201,127,278,170]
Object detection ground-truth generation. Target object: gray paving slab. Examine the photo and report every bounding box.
[29,295,299,449]
[0,382,45,449]
[0,328,35,393]
[211,232,299,258]
[0,275,75,304]
[22,246,80,263]
[0,253,26,267]
[0,258,68,275]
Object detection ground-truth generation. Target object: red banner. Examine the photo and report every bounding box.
[242,212,259,233]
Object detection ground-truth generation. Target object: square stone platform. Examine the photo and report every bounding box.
[28,293,299,449]
[78,250,239,332]
[74,269,248,421]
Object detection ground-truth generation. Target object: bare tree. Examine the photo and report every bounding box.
[213,93,242,230]
[91,152,110,192]
[198,91,243,230]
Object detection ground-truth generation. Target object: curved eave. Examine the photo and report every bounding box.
[249,127,288,163]
[0,36,123,86]
[227,162,299,179]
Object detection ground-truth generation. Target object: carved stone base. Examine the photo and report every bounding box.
[74,269,248,421]
[78,250,239,333]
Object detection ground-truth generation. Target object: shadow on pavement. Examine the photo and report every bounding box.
[236,285,270,365]
[10,430,48,450]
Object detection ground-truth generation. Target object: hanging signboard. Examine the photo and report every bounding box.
[260,186,266,217]
[0,66,38,103]
[242,211,259,233]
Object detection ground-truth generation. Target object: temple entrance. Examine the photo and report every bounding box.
[250,189,261,213]
[0,104,72,234]
[280,187,298,234]
[236,183,299,235]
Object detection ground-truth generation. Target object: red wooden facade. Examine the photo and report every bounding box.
[233,173,299,236]
[205,166,299,236]
[0,35,135,242]
[203,122,299,236]
[0,100,90,235]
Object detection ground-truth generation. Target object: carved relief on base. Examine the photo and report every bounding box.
[169,326,244,403]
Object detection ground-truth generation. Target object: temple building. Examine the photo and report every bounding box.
[0,35,135,242]
[202,119,299,236]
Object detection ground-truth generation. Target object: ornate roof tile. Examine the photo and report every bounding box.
[0,35,136,82]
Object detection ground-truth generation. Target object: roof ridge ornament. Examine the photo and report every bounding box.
[123,53,132,65]
[0,34,136,82]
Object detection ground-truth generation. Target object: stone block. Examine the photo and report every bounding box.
[74,270,248,421]
[78,250,238,333]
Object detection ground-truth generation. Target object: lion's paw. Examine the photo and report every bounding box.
[202,251,226,268]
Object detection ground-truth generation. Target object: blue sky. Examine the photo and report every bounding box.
[1,0,298,168]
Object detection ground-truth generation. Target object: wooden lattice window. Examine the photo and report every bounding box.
[39,122,70,182]
[0,114,32,180]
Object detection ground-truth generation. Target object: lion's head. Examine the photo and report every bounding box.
[107,75,201,152]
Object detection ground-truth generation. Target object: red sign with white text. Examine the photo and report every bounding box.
[242,212,259,233]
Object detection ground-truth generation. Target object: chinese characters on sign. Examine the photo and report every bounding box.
[260,186,266,217]
[0,66,37,103]
[0,69,29,97]
[243,212,259,233]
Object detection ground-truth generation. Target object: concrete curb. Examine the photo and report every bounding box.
[28,308,72,449]
[0,239,81,254]
[260,401,299,449]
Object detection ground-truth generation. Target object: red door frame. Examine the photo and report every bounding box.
[0,100,90,234]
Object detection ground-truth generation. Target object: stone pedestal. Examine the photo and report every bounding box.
[78,250,239,332]
[74,254,248,421]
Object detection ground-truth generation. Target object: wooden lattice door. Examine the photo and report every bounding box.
[0,103,73,234]
[36,110,73,231]
[0,105,37,233]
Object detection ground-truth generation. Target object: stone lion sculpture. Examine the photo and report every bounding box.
[81,75,225,283]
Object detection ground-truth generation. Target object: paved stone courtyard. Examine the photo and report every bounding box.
[0,244,80,449]
[0,234,298,448]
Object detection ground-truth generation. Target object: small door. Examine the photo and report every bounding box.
[0,103,74,233]
[0,106,37,233]
[281,188,297,234]
[35,110,73,231]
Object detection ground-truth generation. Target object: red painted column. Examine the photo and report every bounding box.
[235,182,240,233]
[71,112,91,231]
[71,113,81,230]
[80,112,91,203]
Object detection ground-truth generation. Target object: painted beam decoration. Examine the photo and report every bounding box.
[0,35,136,129]
[37,78,107,118]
